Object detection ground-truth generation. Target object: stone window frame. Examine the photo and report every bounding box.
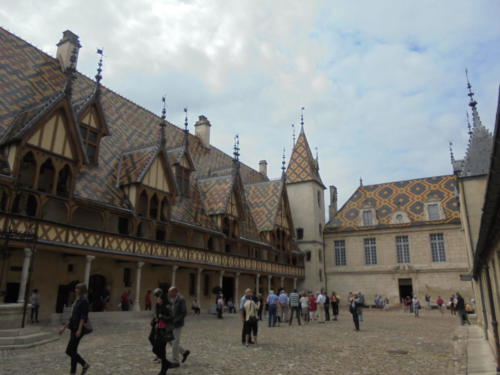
[364,237,377,265]
[430,233,447,262]
[360,208,378,227]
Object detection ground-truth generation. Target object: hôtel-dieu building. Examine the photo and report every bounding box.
[0,27,491,330]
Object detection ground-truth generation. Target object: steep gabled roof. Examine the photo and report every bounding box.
[245,179,284,232]
[286,128,323,187]
[198,175,234,215]
[116,145,159,186]
[326,175,460,233]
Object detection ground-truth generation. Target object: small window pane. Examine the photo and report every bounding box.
[88,130,98,143]
[79,125,88,139]
[87,144,97,162]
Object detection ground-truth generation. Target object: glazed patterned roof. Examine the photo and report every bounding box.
[325,175,461,233]
[117,145,158,186]
[198,175,234,215]
[244,179,284,232]
[285,128,323,187]
[0,27,270,235]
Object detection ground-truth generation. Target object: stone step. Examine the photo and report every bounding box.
[0,330,59,350]
[0,326,42,337]
[50,310,152,326]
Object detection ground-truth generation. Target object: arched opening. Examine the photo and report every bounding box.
[18,152,36,188]
[37,158,55,193]
[41,199,67,222]
[56,165,72,197]
[160,198,169,222]
[88,274,107,311]
[137,190,148,217]
[155,225,166,241]
[137,221,151,238]
[71,207,103,230]
[149,194,159,219]
[12,193,37,216]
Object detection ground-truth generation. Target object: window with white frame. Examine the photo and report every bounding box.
[430,233,446,262]
[396,235,410,264]
[362,210,374,226]
[427,203,440,221]
[364,238,377,265]
[334,240,346,266]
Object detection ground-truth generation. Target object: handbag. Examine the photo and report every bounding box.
[156,328,175,343]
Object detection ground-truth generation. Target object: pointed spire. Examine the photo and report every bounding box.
[233,134,240,161]
[449,141,455,163]
[183,107,189,146]
[466,111,472,136]
[300,107,305,131]
[63,46,78,98]
[159,96,166,147]
[95,48,104,87]
[281,147,286,174]
[292,123,296,145]
[360,177,363,187]
[465,69,477,109]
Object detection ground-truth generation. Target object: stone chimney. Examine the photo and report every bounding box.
[259,160,268,176]
[329,185,338,222]
[56,30,81,73]
[194,115,211,148]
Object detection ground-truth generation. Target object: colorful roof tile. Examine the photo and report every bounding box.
[285,128,323,186]
[245,180,284,232]
[326,175,461,233]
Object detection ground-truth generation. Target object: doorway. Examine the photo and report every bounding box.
[398,278,413,303]
[222,277,235,302]
[55,280,80,313]
[4,282,20,303]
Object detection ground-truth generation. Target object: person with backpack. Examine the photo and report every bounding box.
[59,282,91,375]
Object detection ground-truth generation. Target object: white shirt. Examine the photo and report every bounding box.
[316,294,326,304]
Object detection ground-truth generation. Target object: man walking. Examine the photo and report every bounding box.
[349,293,361,331]
[168,287,190,368]
[288,289,301,326]
[267,290,279,327]
[30,289,40,323]
[357,291,365,322]
[240,289,254,344]
[324,293,330,321]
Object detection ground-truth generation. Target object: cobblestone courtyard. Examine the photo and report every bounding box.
[1,308,466,375]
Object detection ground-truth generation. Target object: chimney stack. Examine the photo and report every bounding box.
[56,30,81,73]
[194,115,211,148]
[259,160,268,176]
[329,185,338,222]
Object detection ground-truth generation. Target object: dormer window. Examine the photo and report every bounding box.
[175,165,190,197]
[362,210,373,226]
[79,123,99,164]
[426,202,440,221]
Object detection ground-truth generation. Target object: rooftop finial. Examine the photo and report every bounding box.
[159,96,166,147]
[300,107,305,130]
[449,141,455,163]
[95,48,104,86]
[63,46,78,98]
[281,147,286,173]
[233,134,240,161]
[465,69,477,109]
[292,123,296,145]
[183,107,189,145]
[466,110,472,136]
[360,177,363,187]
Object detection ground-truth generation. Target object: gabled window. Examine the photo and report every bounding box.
[362,210,373,226]
[175,166,191,197]
[427,203,440,221]
[79,123,99,164]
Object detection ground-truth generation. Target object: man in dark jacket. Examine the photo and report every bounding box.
[455,292,470,325]
[168,287,190,368]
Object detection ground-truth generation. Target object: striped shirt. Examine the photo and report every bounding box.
[289,292,300,307]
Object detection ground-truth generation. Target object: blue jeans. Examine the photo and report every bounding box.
[268,304,277,327]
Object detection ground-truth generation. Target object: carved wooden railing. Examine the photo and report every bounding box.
[0,214,304,277]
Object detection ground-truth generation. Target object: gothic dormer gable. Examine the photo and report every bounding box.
[76,98,110,165]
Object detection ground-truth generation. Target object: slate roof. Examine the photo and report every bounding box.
[245,179,284,232]
[0,27,271,236]
[285,127,323,187]
[325,175,461,233]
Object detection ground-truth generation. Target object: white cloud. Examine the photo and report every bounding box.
[1,0,499,209]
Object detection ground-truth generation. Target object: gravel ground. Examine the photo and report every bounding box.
[0,308,466,375]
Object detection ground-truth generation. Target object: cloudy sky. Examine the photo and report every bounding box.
[2,0,499,209]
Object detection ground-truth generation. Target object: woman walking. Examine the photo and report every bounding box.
[243,294,259,346]
[331,292,339,321]
[349,293,361,331]
[59,283,91,375]
[300,292,309,323]
[152,288,174,375]
[412,296,421,318]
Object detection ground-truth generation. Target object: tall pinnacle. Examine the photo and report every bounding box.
[300,107,305,131]
[159,96,166,147]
